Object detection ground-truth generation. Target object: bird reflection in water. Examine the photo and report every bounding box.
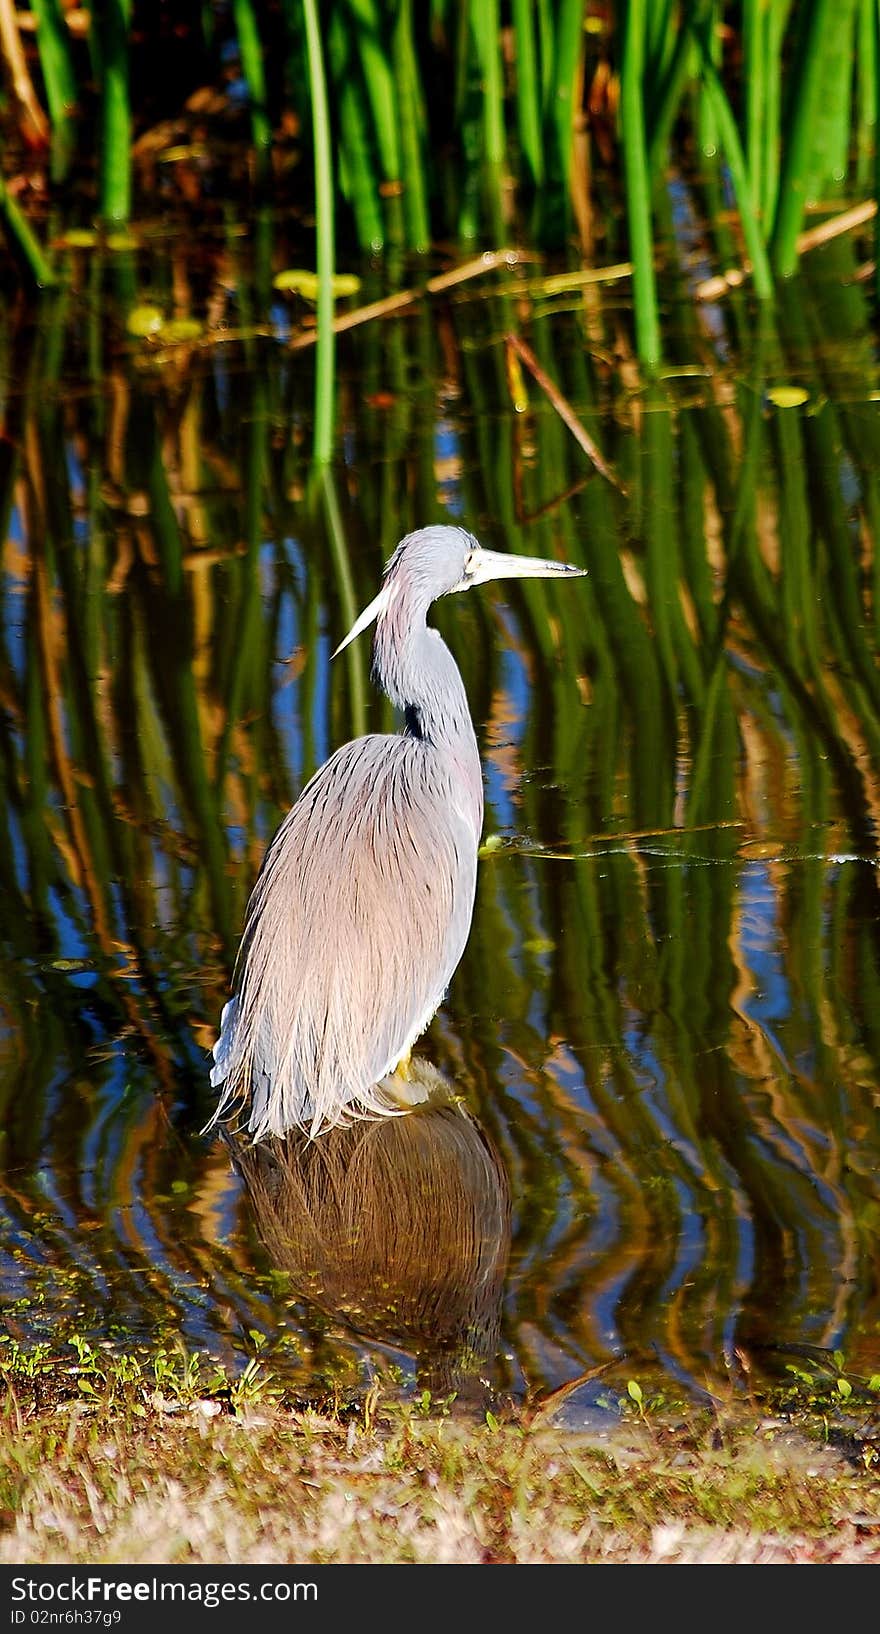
[228,1064,511,1407]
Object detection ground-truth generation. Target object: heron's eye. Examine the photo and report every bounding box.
[464,551,478,579]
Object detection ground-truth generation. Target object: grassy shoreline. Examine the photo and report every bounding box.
[2,1351,879,1564]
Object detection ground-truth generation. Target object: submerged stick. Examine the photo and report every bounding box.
[505,331,625,494]
[0,0,49,145]
[795,197,878,253]
[289,249,528,351]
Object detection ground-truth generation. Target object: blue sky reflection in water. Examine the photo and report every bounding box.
[0,246,879,1420]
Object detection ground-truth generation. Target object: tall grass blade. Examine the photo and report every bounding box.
[770,0,839,276]
[233,0,273,171]
[512,0,544,186]
[96,0,132,224]
[303,0,336,466]
[620,0,661,368]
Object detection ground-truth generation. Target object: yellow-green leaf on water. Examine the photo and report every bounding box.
[126,305,165,338]
[767,385,809,408]
[58,229,97,249]
[163,318,203,342]
[479,833,504,855]
[523,937,556,955]
[159,144,206,163]
[272,268,361,300]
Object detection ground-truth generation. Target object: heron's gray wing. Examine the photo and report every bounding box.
[213,734,478,1136]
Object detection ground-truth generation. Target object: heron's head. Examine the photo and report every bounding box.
[385,525,481,600]
[333,525,586,657]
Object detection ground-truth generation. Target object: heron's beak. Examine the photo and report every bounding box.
[332,583,394,658]
[449,546,587,592]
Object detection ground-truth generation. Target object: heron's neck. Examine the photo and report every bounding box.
[372,598,475,751]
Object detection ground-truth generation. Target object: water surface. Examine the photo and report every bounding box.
[1,223,879,1420]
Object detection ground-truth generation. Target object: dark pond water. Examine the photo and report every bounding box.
[1,220,879,1422]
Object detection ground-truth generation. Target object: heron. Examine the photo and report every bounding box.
[208,524,586,1140]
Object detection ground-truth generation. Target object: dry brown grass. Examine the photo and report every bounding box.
[2,1390,879,1565]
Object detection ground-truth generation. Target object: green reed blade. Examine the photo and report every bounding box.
[316,468,366,739]
[641,392,679,707]
[855,0,880,189]
[770,0,839,276]
[645,0,677,79]
[31,0,77,124]
[212,375,270,784]
[348,0,402,186]
[22,640,52,915]
[743,0,765,215]
[801,244,880,622]
[393,0,431,251]
[0,171,54,287]
[646,24,695,176]
[547,0,585,197]
[677,410,716,647]
[760,0,788,225]
[693,0,719,161]
[303,0,335,467]
[532,0,554,108]
[803,407,880,731]
[512,0,544,185]
[233,0,272,168]
[805,0,858,196]
[855,0,878,187]
[469,0,505,169]
[620,0,661,368]
[646,393,706,710]
[96,0,132,224]
[876,0,880,306]
[771,398,820,681]
[779,267,880,721]
[688,12,774,298]
[334,65,385,251]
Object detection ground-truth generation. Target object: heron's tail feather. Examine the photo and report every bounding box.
[208,998,236,1090]
[204,990,413,1141]
[204,993,284,1136]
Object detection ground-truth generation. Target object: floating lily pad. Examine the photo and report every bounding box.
[767,385,809,408]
